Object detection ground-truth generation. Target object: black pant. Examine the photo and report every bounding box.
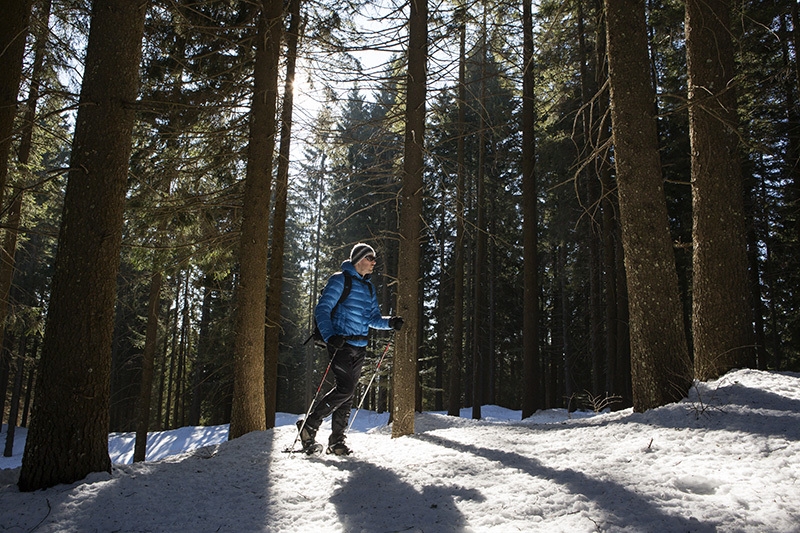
[306,343,366,444]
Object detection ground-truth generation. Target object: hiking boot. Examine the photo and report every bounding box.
[296,420,320,454]
[326,440,351,456]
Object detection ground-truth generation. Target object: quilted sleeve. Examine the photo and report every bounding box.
[314,273,345,342]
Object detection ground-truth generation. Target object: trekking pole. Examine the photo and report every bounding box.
[348,332,394,432]
[284,357,333,453]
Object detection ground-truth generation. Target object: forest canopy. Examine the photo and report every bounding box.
[1,0,799,490]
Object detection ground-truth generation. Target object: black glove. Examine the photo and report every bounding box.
[328,335,346,349]
[389,316,404,331]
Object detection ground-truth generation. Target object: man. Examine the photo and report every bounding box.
[298,243,403,455]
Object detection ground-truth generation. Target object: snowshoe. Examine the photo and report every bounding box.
[302,442,324,455]
[326,441,351,456]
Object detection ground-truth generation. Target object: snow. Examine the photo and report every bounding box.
[1,368,798,532]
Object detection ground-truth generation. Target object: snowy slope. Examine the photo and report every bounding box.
[1,368,798,532]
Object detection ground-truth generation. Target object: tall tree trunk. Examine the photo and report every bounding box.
[550,242,564,407]
[229,0,283,440]
[787,5,800,364]
[176,290,189,427]
[0,348,8,424]
[472,13,487,421]
[16,0,51,170]
[0,0,50,373]
[18,0,147,491]
[600,185,621,391]
[416,278,425,412]
[487,193,496,406]
[190,282,213,425]
[155,293,169,431]
[603,0,692,412]
[577,0,604,395]
[448,7,467,418]
[21,339,35,427]
[264,0,301,429]
[435,192,445,412]
[133,270,162,462]
[592,0,629,403]
[3,339,25,457]
[0,193,22,356]
[794,3,800,98]
[775,2,800,369]
[164,274,182,429]
[761,184,781,369]
[392,0,427,438]
[521,0,540,418]
[793,3,800,221]
[0,0,32,211]
[614,224,631,403]
[578,0,605,395]
[687,0,755,380]
[136,17,185,439]
[306,154,325,408]
[558,244,573,404]
[744,172,766,370]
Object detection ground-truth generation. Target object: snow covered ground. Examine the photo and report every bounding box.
[1,368,798,532]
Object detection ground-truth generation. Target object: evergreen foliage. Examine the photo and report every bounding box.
[2,0,800,471]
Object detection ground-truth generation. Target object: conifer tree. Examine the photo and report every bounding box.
[19,0,148,491]
[229,0,284,439]
[686,0,755,380]
[603,0,692,411]
[0,0,32,211]
[265,0,303,428]
[521,0,539,418]
[393,0,427,438]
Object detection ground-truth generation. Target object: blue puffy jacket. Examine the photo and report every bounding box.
[315,260,391,347]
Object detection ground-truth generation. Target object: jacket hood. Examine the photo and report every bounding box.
[341,260,370,280]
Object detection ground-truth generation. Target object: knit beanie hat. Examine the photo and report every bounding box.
[350,243,376,264]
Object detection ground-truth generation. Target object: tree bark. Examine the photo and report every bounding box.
[447,7,466,418]
[471,11,488,421]
[686,0,755,380]
[592,2,629,402]
[18,0,147,491]
[392,0,427,438]
[603,0,692,412]
[435,195,445,411]
[0,193,23,358]
[307,154,325,408]
[163,277,180,429]
[0,0,50,369]
[576,0,604,396]
[3,342,25,457]
[558,244,573,404]
[0,0,32,211]
[133,270,162,462]
[264,0,301,429]
[229,0,283,440]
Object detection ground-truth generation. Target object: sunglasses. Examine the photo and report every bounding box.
[364,255,376,262]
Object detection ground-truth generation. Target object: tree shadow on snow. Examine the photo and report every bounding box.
[687,383,800,440]
[511,382,800,443]
[414,433,717,533]
[31,431,279,533]
[330,457,482,532]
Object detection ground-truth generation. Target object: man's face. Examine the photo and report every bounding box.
[355,254,377,276]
